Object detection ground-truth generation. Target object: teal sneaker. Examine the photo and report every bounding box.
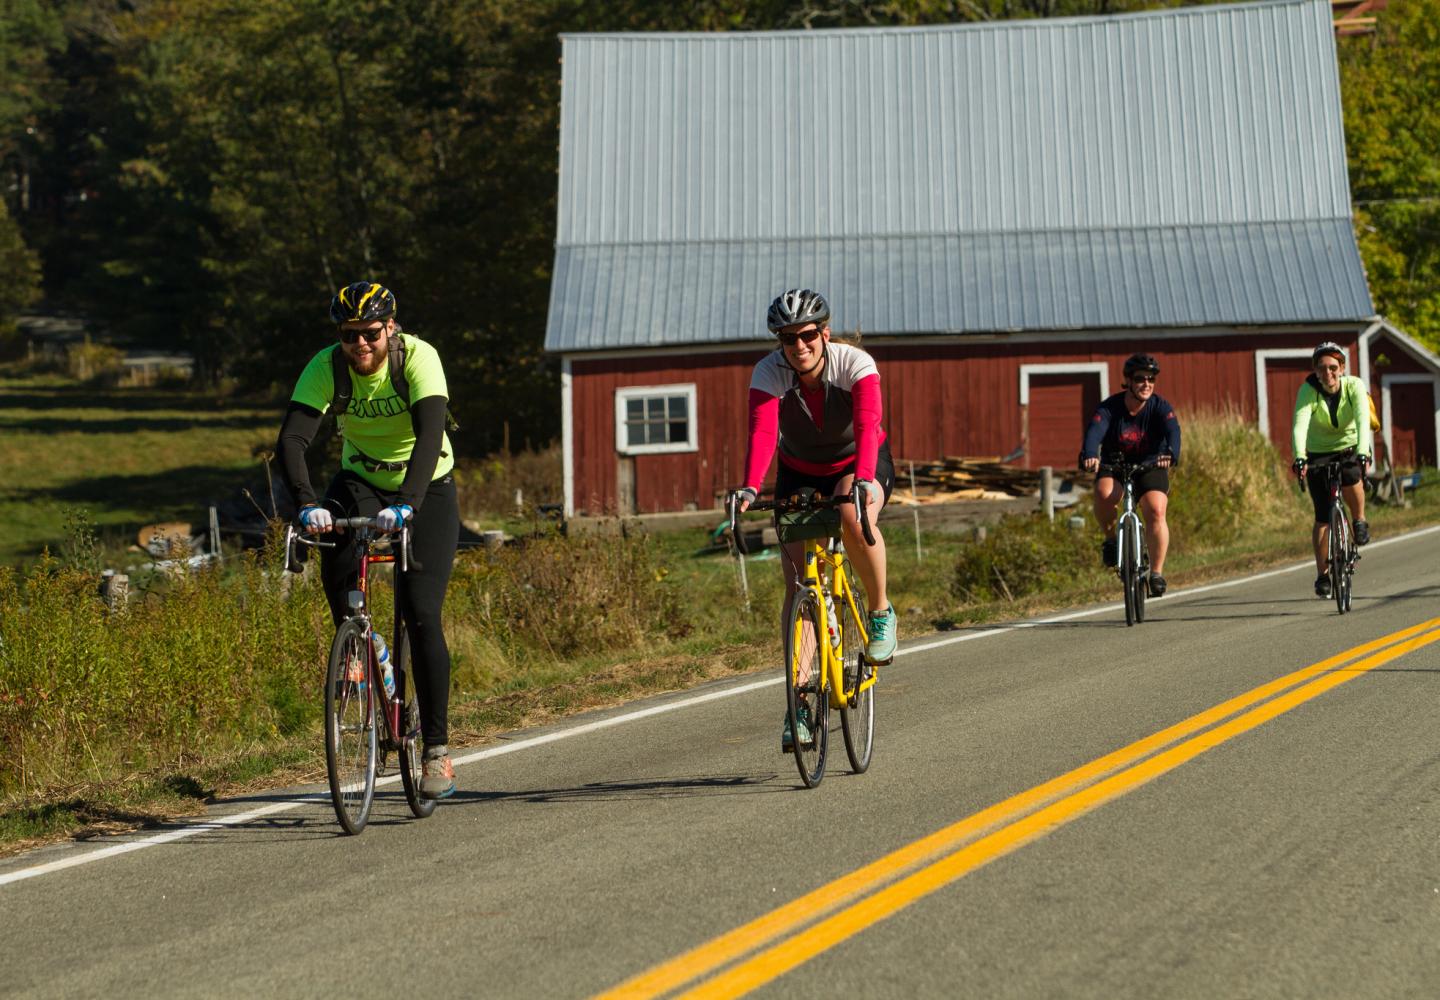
[780,705,812,753]
[866,605,898,663]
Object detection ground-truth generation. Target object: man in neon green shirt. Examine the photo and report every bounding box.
[1291,341,1372,599]
[276,281,459,799]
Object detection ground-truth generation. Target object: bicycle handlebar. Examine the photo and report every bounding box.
[725,485,876,556]
[1296,448,1363,493]
[284,518,414,573]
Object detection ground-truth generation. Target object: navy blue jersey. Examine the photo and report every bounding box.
[1080,392,1181,465]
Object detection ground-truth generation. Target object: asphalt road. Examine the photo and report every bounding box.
[6,526,1440,999]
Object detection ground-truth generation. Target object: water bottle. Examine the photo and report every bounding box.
[372,631,396,699]
[822,593,841,651]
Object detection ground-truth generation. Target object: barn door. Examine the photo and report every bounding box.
[1386,379,1438,470]
[1263,356,1313,455]
[1028,372,1102,470]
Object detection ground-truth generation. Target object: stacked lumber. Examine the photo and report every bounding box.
[896,456,1047,499]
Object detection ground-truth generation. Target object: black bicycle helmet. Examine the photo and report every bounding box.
[330,281,396,325]
[1123,353,1160,377]
[766,289,830,333]
[1312,341,1346,364]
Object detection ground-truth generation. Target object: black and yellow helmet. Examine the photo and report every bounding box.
[330,281,396,325]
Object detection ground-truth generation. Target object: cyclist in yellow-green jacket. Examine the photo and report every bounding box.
[1291,341,1373,599]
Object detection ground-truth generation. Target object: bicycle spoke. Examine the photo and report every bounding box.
[785,590,828,788]
[325,619,377,834]
[838,573,875,775]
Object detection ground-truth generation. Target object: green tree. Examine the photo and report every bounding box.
[0,0,63,330]
[1339,0,1440,349]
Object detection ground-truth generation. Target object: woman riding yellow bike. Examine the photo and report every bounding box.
[732,288,896,751]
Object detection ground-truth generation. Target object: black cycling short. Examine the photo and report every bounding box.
[1305,451,1362,525]
[319,470,459,749]
[1097,465,1169,498]
[775,440,895,504]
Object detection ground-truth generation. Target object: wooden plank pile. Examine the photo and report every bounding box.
[890,456,1050,504]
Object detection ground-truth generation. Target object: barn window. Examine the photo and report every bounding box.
[614,384,698,455]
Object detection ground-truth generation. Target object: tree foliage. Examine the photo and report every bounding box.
[0,0,1434,447]
[1340,0,1440,350]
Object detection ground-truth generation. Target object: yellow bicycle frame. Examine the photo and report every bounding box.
[791,537,879,710]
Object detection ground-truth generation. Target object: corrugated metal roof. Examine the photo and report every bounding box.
[547,0,1373,353]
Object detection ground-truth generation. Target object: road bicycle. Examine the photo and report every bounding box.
[727,485,879,788]
[1104,456,1163,627]
[285,517,435,834]
[1300,450,1360,614]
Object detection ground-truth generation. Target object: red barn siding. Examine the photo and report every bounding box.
[1370,334,1430,376]
[1388,382,1436,468]
[568,332,1351,514]
[571,352,755,514]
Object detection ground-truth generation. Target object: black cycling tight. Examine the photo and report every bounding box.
[319,471,458,749]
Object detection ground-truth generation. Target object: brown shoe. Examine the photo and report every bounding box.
[420,746,455,799]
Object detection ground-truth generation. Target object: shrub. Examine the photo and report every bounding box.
[65,340,126,386]
[952,513,1100,603]
[454,444,563,519]
[1167,406,1294,543]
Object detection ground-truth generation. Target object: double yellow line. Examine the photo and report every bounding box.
[598,617,1440,1000]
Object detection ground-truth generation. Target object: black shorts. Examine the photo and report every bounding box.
[775,440,895,504]
[1097,465,1169,498]
[1305,452,1362,524]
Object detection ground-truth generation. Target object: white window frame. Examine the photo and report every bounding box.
[614,383,699,456]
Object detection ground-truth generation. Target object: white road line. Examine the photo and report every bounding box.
[4,523,1437,887]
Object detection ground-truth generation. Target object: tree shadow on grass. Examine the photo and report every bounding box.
[0,414,275,435]
[8,464,269,531]
[0,385,276,414]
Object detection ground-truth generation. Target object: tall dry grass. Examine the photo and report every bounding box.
[1166,405,1295,541]
[0,518,694,805]
[953,407,1294,601]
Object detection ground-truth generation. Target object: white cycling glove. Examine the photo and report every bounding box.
[376,503,413,534]
[298,505,334,534]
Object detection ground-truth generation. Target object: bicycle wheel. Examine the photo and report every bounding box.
[325,617,377,834]
[1120,523,1137,627]
[1329,505,1348,615]
[784,589,828,788]
[838,575,874,775]
[1134,528,1148,625]
[393,626,436,819]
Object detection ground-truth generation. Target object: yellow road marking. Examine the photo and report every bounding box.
[678,624,1440,999]
[596,617,1440,1000]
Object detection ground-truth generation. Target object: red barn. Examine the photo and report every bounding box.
[547,1,1439,516]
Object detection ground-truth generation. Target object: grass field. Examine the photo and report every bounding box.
[0,372,280,565]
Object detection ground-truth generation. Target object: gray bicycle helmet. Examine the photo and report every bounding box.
[766,289,830,333]
[1312,341,1346,364]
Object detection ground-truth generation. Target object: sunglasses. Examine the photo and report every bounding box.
[339,326,385,345]
[777,328,822,347]
[1130,373,1157,384]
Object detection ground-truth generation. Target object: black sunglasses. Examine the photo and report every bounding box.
[339,327,385,345]
[777,328,822,347]
[1129,373,1157,384]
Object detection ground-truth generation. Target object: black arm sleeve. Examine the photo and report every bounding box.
[1160,400,1182,467]
[1081,404,1111,461]
[397,395,448,511]
[276,402,325,508]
